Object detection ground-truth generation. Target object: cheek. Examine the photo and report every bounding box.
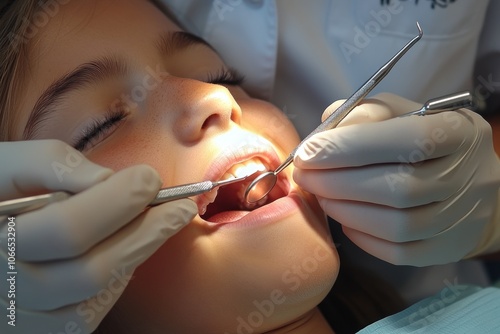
[85,129,179,186]
[239,100,300,154]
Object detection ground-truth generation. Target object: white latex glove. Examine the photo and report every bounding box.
[294,93,500,267]
[0,140,197,333]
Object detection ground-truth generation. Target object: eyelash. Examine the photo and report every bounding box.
[74,109,129,152]
[73,68,245,151]
[206,68,245,86]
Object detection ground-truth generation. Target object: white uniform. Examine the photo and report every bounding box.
[162,0,499,303]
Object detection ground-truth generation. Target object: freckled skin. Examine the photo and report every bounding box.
[19,0,339,332]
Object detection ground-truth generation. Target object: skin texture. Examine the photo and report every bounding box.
[15,0,339,332]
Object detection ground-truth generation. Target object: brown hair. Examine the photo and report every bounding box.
[0,0,42,141]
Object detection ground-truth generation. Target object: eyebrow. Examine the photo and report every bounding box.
[156,30,212,55]
[23,31,211,140]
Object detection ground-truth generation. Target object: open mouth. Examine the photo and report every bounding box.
[199,158,289,224]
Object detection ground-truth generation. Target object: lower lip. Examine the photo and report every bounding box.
[202,192,303,229]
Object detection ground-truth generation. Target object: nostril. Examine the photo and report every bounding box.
[201,114,222,130]
[201,114,227,130]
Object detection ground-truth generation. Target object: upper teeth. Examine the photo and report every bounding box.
[222,158,268,180]
[198,158,269,215]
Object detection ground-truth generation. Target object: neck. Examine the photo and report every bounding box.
[266,308,335,334]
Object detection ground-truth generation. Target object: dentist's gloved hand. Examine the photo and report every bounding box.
[293,93,500,267]
[0,140,197,334]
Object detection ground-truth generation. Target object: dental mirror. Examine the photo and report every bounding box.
[245,160,290,204]
[244,22,424,204]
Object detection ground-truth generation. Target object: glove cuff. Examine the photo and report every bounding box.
[466,188,500,258]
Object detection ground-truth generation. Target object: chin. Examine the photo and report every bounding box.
[113,185,339,333]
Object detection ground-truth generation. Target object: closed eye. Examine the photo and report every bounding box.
[73,109,129,151]
[206,68,245,86]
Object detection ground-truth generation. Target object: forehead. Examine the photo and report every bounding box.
[33,0,179,71]
[17,0,179,136]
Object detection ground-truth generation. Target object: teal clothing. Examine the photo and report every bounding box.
[358,285,500,333]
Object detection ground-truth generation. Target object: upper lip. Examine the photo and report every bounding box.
[203,135,283,182]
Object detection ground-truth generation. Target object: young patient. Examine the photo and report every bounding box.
[1,0,345,333]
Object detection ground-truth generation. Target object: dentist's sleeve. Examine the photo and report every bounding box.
[357,285,500,333]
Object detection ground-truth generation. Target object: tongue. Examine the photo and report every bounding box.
[208,210,249,223]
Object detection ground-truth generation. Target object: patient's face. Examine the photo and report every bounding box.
[17,0,339,332]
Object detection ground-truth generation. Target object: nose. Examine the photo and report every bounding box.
[151,76,242,143]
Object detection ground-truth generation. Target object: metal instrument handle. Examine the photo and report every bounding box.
[400,91,473,117]
[422,91,473,115]
[150,181,213,205]
[0,192,71,216]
